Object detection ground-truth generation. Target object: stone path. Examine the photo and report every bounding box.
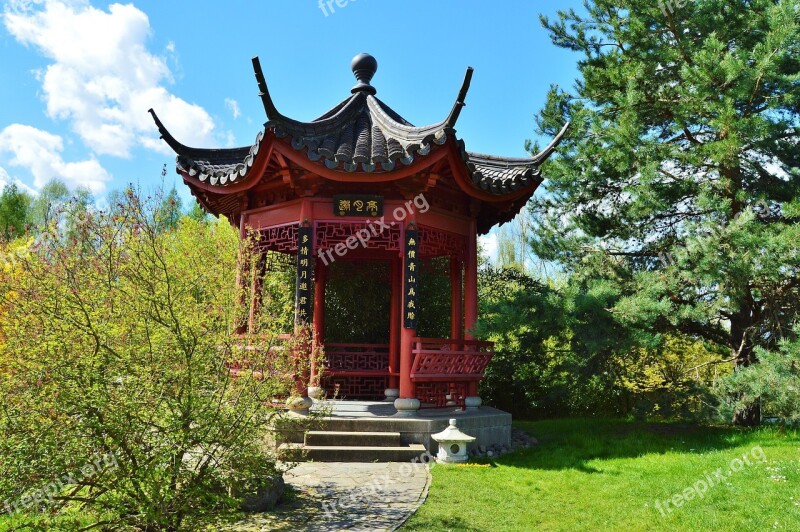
[225,462,431,531]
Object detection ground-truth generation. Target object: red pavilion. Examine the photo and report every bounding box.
[150,53,567,417]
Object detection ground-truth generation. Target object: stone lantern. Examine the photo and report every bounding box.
[432,419,475,463]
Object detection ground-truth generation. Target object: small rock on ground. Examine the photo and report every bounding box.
[469,427,539,459]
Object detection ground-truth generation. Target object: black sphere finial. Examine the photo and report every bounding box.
[351,53,378,95]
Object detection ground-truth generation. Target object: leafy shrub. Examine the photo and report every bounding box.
[0,192,304,530]
[476,266,725,419]
[714,331,800,423]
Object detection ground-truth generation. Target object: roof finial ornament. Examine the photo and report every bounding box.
[351,53,378,95]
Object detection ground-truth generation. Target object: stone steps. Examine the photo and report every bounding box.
[277,427,424,462]
[278,442,427,462]
[304,430,401,447]
[270,401,513,461]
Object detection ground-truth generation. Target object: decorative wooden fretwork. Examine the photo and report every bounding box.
[411,348,494,377]
[252,222,465,258]
[323,376,388,400]
[257,223,299,254]
[418,226,466,259]
[325,343,390,372]
[410,337,494,408]
[414,382,469,408]
[322,343,391,400]
[314,221,401,253]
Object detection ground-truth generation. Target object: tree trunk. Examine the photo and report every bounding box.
[732,400,761,426]
[730,302,761,427]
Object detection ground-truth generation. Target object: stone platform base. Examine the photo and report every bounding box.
[275,400,511,455]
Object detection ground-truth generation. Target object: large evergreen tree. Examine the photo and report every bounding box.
[533,0,800,425]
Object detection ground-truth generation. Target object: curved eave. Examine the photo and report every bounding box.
[150,108,270,191]
[178,130,266,188]
[450,122,569,199]
[152,62,568,200]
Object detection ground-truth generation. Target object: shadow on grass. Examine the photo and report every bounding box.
[478,418,795,473]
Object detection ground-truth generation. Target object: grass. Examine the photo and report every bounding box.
[403,418,800,532]
[3,418,797,531]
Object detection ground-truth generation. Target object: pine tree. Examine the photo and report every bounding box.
[533,0,800,425]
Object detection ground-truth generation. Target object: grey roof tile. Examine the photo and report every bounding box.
[148,56,569,196]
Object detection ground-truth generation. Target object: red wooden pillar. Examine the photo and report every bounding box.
[450,255,463,343]
[292,200,313,407]
[311,257,327,388]
[247,252,267,333]
[464,220,478,339]
[398,220,417,407]
[399,329,415,398]
[235,216,249,334]
[464,220,480,397]
[388,258,401,390]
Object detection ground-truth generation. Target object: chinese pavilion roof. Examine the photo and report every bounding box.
[149,53,568,231]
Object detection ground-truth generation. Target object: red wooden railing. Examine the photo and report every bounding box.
[322,343,392,399]
[410,337,494,408]
[228,334,294,377]
[231,337,496,405]
[227,334,299,407]
[323,343,392,375]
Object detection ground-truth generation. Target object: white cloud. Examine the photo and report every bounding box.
[224,98,241,119]
[3,0,216,157]
[0,166,38,195]
[0,124,111,193]
[0,166,11,190]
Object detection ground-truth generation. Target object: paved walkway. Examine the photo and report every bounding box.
[226,462,431,531]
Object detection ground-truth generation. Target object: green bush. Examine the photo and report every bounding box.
[714,330,800,423]
[476,267,725,420]
[0,192,302,530]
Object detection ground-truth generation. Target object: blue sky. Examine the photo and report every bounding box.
[0,0,582,211]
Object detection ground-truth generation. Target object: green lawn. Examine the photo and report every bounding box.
[404,418,800,532]
[3,418,797,531]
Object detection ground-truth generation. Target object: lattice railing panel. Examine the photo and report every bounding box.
[415,382,469,408]
[411,352,492,377]
[324,343,390,372]
[410,338,494,378]
[410,338,494,408]
[326,353,389,372]
[323,376,388,400]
